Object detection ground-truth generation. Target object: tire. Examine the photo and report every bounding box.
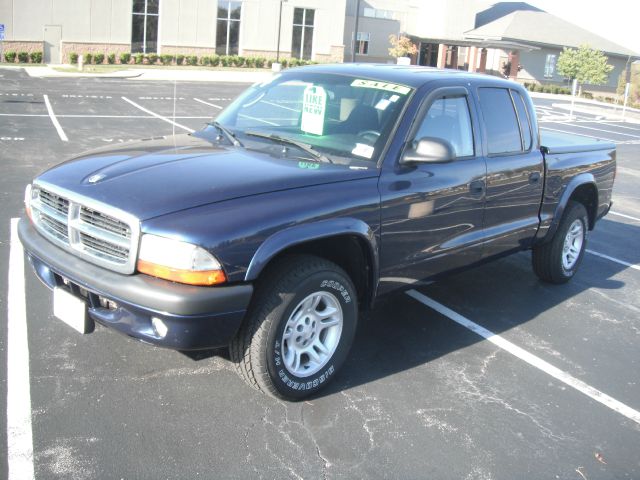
[230,255,358,400]
[532,200,589,284]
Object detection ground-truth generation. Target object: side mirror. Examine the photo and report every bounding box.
[401,137,456,164]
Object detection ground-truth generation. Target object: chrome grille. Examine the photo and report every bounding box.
[80,207,131,239]
[30,182,140,274]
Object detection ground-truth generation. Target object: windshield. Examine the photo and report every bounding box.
[212,71,414,165]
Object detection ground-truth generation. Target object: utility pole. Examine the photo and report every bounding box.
[622,56,632,121]
[351,0,361,63]
[276,0,285,63]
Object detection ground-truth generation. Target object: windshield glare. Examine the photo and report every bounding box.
[215,72,413,165]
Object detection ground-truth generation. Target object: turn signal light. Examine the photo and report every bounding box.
[137,259,227,286]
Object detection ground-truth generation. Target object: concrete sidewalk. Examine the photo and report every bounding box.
[5,65,274,83]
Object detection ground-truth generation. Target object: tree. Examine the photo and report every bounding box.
[556,45,614,94]
[388,35,418,58]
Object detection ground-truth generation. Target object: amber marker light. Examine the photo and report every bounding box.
[136,234,227,286]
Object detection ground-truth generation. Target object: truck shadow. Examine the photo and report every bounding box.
[313,217,638,399]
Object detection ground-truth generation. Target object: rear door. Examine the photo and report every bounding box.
[476,87,544,258]
[378,86,486,293]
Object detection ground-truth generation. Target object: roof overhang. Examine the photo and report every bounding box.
[409,35,539,52]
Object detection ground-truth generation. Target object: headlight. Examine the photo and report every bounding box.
[136,234,226,286]
[24,184,35,221]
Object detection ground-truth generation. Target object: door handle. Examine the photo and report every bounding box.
[469,180,485,195]
[529,172,541,184]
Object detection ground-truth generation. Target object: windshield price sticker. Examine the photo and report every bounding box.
[351,79,411,95]
[301,85,327,135]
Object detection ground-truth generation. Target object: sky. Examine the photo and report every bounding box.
[525,0,640,55]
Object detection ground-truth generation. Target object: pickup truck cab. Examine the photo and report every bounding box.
[20,64,616,399]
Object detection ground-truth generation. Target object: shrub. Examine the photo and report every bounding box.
[280,58,288,68]
[219,55,229,67]
[83,53,93,64]
[582,91,594,100]
[200,56,211,66]
[107,53,116,64]
[120,52,131,64]
[210,54,220,66]
[93,53,105,64]
[245,57,256,68]
[69,52,79,64]
[147,53,159,64]
[133,53,144,64]
[255,57,266,68]
[176,54,185,65]
[17,51,29,63]
[4,51,17,63]
[186,55,197,66]
[160,54,173,65]
[28,51,43,63]
[232,56,245,67]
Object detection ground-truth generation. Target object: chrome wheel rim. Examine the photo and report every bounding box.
[562,219,584,270]
[281,291,343,378]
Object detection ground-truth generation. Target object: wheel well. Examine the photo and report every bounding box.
[258,235,374,310]
[570,183,598,229]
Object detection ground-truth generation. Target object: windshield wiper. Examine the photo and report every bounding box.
[208,121,243,147]
[244,130,333,163]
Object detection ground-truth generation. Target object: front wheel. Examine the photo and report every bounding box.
[230,255,358,400]
[532,200,589,284]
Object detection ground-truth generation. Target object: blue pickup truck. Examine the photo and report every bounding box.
[20,64,615,399]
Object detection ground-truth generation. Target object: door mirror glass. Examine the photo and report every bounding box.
[401,137,456,164]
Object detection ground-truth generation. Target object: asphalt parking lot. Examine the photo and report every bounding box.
[1,67,639,479]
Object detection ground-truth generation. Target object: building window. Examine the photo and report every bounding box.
[292,8,314,60]
[544,54,556,78]
[216,1,242,55]
[363,7,394,19]
[131,0,159,54]
[356,32,370,55]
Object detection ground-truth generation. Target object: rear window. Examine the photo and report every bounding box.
[478,87,521,155]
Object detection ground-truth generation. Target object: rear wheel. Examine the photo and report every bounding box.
[532,200,589,284]
[230,255,358,400]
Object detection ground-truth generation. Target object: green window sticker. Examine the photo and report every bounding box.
[351,79,411,95]
[298,161,320,170]
[301,85,327,135]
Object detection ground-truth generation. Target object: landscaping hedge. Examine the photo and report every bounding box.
[69,51,316,68]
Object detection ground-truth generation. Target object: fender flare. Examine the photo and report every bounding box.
[543,173,597,242]
[244,217,379,289]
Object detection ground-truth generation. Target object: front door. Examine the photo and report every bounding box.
[378,86,486,293]
[44,25,62,64]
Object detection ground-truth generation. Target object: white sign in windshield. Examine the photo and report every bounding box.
[301,85,327,135]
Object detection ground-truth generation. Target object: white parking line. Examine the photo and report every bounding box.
[43,94,68,142]
[548,121,640,138]
[0,113,210,119]
[406,290,640,426]
[610,211,640,222]
[193,97,223,109]
[540,126,619,143]
[121,96,195,133]
[7,218,35,480]
[586,249,640,271]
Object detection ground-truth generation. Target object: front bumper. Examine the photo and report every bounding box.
[18,218,253,350]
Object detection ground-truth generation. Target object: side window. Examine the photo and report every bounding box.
[414,96,474,158]
[478,87,522,155]
[511,91,533,151]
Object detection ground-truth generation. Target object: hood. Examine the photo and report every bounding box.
[35,134,378,220]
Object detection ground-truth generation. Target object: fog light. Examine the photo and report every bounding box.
[152,317,169,338]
